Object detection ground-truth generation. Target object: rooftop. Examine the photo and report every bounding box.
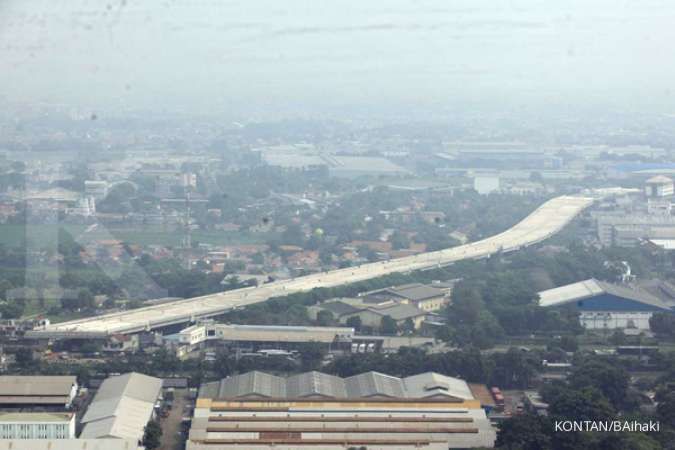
[0,440,139,450]
[199,370,475,402]
[646,175,673,185]
[372,303,427,320]
[0,376,76,405]
[0,412,73,423]
[538,278,672,311]
[81,372,162,442]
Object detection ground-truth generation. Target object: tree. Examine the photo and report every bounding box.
[142,420,162,450]
[298,342,326,371]
[543,384,615,421]
[380,315,398,335]
[491,347,537,389]
[317,310,335,326]
[650,312,675,337]
[0,301,24,319]
[449,283,484,324]
[570,360,629,410]
[0,280,13,300]
[496,414,551,450]
[656,390,675,428]
[402,317,415,334]
[346,316,362,332]
[559,335,578,352]
[390,231,410,250]
[77,288,94,309]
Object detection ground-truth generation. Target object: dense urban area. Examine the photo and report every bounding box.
[3,1,675,450]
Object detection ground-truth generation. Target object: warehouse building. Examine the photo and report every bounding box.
[80,372,162,443]
[0,440,139,450]
[0,412,75,439]
[538,278,674,330]
[0,376,78,410]
[188,370,496,449]
[167,323,354,356]
[361,282,452,312]
[310,298,431,331]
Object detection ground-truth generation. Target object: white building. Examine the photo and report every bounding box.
[0,412,75,439]
[645,175,674,198]
[170,323,354,353]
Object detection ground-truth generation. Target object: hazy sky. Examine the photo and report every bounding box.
[2,0,675,117]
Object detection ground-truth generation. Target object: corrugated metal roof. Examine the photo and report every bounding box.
[81,372,161,442]
[345,372,405,398]
[403,373,474,400]
[387,283,445,301]
[538,278,672,310]
[287,372,346,398]
[0,376,76,397]
[216,372,286,399]
[0,412,73,423]
[214,324,353,344]
[0,439,139,450]
[202,371,474,401]
[372,303,426,320]
[319,300,363,316]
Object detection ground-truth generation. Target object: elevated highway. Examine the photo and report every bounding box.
[29,195,595,339]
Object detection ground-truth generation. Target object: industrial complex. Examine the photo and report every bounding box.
[188,370,496,450]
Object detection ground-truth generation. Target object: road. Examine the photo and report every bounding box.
[159,389,188,450]
[28,194,595,338]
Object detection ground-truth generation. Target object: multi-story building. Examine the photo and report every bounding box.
[188,370,496,450]
[645,175,674,198]
[0,412,75,439]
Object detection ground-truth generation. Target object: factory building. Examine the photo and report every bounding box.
[538,278,674,330]
[188,370,496,449]
[166,323,354,356]
[0,412,75,439]
[361,282,453,312]
[0,376,78,410]
[80,372,162,443]
[0,440,139,450]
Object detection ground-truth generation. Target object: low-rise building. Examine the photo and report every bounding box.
[188,370,496,449]
[166,323,354,356]
[310,298,431,330]
[0,440,139,450]
[0,412,75,439]
[361,282,452,311]
[80,372,162,443]
[538,278,674,330]
[0,376,78,410]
